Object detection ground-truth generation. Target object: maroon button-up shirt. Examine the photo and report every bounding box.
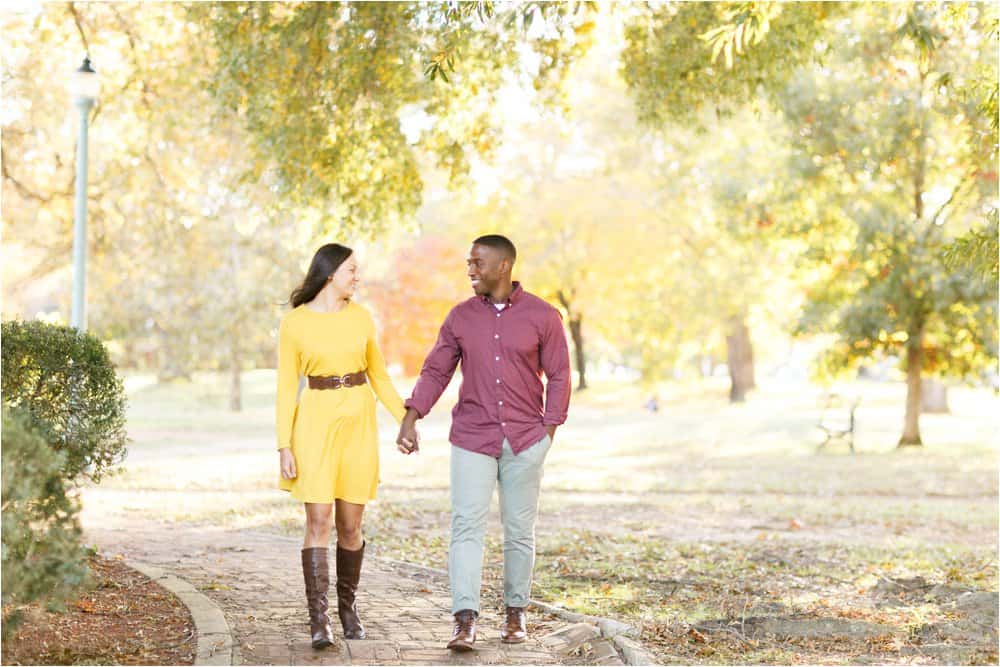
[405,282,571,457]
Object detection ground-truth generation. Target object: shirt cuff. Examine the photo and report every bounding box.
[403,398,427,419]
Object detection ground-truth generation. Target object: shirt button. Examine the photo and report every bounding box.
[496,313,501,318]
[496,379,501,384]
[499,401,503,406]
[495,356,500,361]
[501,422,506,427]
[494,334,499,339]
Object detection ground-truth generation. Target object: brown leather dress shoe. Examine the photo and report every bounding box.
[500,606,527,644]
[447,609,478,651]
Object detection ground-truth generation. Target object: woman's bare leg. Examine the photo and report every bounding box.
[304,502,334,548]
[334,499,365,550]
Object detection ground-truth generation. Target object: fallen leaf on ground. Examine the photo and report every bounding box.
[688,627,707,643]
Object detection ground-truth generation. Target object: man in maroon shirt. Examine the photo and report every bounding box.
[396,234,571,651]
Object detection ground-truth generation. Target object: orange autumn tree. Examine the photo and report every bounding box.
[367,237,469,376]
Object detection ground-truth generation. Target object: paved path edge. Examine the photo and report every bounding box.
[128,560,235,666]
[377,556,661,666]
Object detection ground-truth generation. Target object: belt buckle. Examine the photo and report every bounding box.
[340,373,353,388]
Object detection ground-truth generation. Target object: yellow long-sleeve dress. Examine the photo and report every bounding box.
[276,302,406,504]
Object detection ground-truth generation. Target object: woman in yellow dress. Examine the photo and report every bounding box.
[276,243,416,648]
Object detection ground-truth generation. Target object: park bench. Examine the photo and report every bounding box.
[816,393,860,453]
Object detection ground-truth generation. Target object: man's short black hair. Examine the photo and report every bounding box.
[472,234,517,263]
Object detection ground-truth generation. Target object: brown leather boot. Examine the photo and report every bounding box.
[500,606,527,644]
[336,542,366,639]
[301,547,334,649]
[447,609,478,651]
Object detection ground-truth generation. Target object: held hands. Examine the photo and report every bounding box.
[396,410,420,455]
[279,448,297,479]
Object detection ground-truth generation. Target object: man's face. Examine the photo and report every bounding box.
[467,244,506,296]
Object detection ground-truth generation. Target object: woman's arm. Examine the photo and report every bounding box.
[276,317,301,450]
[365,317,407,423]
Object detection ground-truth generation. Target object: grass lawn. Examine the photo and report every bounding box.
[82,369,998,664]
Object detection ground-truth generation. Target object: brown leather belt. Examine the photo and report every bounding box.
[308,371,367,390]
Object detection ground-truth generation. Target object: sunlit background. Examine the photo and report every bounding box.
[3,1,997,663]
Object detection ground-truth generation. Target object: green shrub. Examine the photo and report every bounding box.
[1,320,127,482]
[1,407,88,640]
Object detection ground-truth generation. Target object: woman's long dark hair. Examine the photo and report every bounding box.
[289,243,354,307]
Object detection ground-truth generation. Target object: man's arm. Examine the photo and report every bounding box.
[397,407,422,453]
[397,311,462,452]
[540,309,572,442]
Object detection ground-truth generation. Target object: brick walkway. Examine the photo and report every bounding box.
[81,517,625,666]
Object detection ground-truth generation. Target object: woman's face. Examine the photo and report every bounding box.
[329,253,359,297]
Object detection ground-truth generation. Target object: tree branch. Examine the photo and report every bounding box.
[1,146,70,203]
[555,288,572,315]
[929,166,978,227]
[67,3,91,54]
[920,166,980,246]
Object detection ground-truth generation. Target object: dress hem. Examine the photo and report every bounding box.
[280,487,376,505]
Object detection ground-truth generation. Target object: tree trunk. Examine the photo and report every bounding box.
[900,67,929,445]
[229,239,243,412]
[920,378,949,414]
[556,289,587,391]
[156,328,190,383]
[568,315,586,391]
[725,316,755,403]
[122,339,136,369]
[229,341,242,412]
[898,335,924,446]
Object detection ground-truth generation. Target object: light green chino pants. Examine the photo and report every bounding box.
[449,435,552,614]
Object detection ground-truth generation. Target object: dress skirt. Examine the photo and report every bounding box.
[279,384,379,504]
